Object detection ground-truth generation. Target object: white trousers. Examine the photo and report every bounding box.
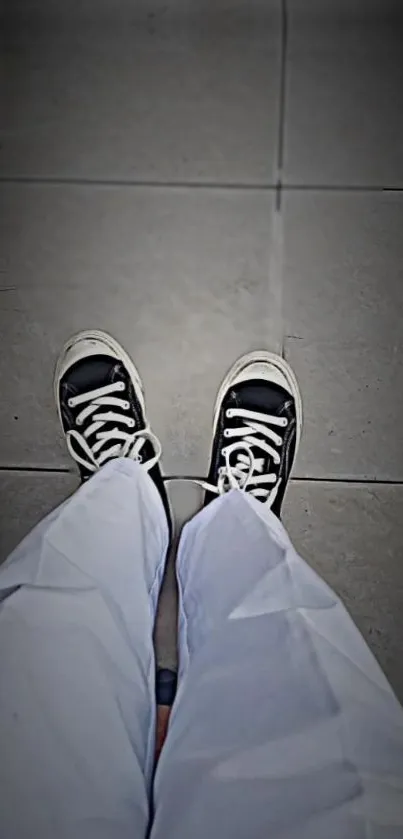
[1,459,403,839]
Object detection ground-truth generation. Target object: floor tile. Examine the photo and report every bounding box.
[284,16,403,186]
[0,470,78,562]
[286,0,402,28]
[2,1,280,184]
[284,480,403,701]
[283,191,403,480]
[0,183,277,474]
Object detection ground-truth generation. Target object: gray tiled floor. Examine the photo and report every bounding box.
[2,1,280,184]
[284,191,403,480]
[284,26,403,187]
[0,184,276,474]
[1,2,403,692]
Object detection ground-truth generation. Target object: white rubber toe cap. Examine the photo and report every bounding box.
[231,361,291,394]
[54,329,144,411]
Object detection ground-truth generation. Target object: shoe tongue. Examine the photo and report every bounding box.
[229,380,289,416]
[63,356,122,393]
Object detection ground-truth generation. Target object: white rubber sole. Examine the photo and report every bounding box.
[212,349,303,457]
[53,329,146,431]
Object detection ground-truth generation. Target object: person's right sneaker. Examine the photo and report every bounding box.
[204,351,303,519]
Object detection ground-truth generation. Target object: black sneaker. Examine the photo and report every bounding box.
[204,351,303,518]
[54,329,172,536]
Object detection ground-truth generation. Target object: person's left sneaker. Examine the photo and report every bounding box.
[54,329,172,535]
[203,350,303,519]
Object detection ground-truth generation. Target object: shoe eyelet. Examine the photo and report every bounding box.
[76,417,83,427]
[123,401,130,410]
[221,447,227,457]
[68,398,74,408]
[226,409,233,418]
[118,382,125,391]
[223,429,230,437]
[137,454,143,464]
[128,419,135,428]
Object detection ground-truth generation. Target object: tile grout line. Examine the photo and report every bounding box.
[267,205,284,356]
[1,466,403,487]
[0,466,75,474]
[0,176,276,192]
[266,0,288,359]
[165,476,403,487]
[292,477,403,486]
[0,177,402,194]
[282,184,403,193]
[276,0,288,186]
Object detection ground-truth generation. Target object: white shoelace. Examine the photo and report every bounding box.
[66,381,161,474]
[202,407,288,505]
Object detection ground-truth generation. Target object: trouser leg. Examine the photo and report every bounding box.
[153,489,403,839]
[0,459,169,839]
